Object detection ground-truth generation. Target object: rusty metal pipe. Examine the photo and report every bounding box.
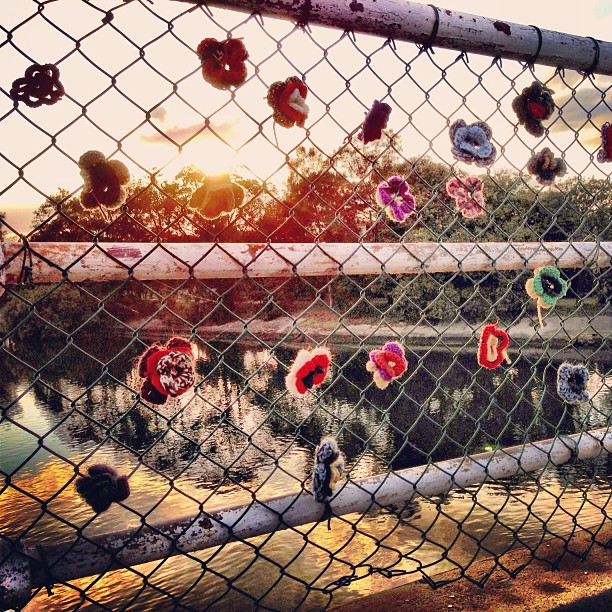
[1,427,610,608]
[173,0,612,76]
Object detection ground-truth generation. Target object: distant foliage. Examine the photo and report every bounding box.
[5,146,609,333]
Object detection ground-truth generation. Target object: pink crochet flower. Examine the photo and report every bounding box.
[366,341,408,390]
[446,176,486,219]
[375,176,416,222]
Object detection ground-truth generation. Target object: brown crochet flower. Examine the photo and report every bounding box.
[526,148,567,186]
[511,81,555,137]
[10,63,64,107]
[75,464,130,513]
[189,174,244,220]
[78,150,130,209]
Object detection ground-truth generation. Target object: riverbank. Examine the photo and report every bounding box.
[189,310,611,354]
[332,520,612,612]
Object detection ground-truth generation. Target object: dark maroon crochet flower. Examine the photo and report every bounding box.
[75,464,130,513]
[358,100,392,144]
[10,63,64,107]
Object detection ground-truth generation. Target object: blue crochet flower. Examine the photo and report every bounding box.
[557,363,590,405]
[449,119,497,167]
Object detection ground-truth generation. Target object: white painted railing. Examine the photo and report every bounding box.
[1,428,610,609]
[0,242,610,293]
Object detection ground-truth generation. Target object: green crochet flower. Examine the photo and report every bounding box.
[531,266,568,307]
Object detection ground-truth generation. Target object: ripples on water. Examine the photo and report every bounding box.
[1,339,611,610]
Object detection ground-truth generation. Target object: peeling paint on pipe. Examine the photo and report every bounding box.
[1,427,607,600]
[173,0,612,76]
[0,241,609,287]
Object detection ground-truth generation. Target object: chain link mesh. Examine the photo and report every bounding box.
[1,1,611,610]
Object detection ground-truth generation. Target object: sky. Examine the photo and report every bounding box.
[1,0,612,237]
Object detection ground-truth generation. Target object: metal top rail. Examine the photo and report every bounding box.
[174,0,612,76]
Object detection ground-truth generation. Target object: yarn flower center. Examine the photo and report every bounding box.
[287,87,309,115]
[156,350,195,396]
[301,365,325,390]
[527,100,548,120]
[567,370,586,395]
[540,273,564,297]
[486,335,500,363]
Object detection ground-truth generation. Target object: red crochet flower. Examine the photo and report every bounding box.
[138,337,195,405]
[286,348,331,396]
[372,348,407,379]
[267,77,309,128]
[197,38,248,90]
[477,322,511,370]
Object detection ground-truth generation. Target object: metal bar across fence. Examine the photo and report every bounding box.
[1,241,610,289]
[2,427,610,610]
[175,0,612,75]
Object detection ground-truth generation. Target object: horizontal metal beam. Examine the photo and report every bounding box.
[0,241,609,288]
[174,0,612,76]
[0,427,609,608]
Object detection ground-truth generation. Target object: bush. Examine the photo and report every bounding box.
[1,284,105,345]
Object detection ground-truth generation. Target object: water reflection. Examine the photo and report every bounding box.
[1,339,611,610]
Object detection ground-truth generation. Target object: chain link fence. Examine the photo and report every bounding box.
[1,0,611,610]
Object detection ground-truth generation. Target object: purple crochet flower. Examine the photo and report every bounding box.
[375,176,416,222]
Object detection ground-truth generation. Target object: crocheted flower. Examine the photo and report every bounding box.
[375,176,416,222]
[78,150,130,210]
[511,81,555,137]
[267,76,309,128]
[75,464,130,513]
[449,119,497,167]
[478,322,511,370]
[526,148,567,186]
[445,176,486,219]
[138,337,195,405]
[312,437,345,503]
[285,347,331,396]
[597,122,612,163]
[197,38,249,90]
[526,266,568,308]
[525,266,569,328]
[366,341,407,390]
[10,63,64,107]
[358,100,392,144]
[189,174,244,220]
[557,363,590,405]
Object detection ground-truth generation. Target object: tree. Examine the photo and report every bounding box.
[29,167,272,243]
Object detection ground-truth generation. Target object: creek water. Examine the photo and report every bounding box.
[1,338,611,610]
